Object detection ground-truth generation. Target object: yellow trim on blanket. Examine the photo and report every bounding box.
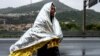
[9,38,59,56]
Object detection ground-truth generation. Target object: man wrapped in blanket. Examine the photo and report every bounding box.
[9,2,63,56]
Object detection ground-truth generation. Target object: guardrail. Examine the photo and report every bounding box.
[63,31,100,37]
[1,31,100,38]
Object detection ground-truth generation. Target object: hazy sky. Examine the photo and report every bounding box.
[60,0,100,12]
[0,0,100,12]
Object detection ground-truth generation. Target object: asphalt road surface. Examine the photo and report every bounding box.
[0,37,100,56]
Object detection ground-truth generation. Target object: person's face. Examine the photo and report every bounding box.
[50,4,55,17]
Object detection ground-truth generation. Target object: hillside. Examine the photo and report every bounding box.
[0,7,15,14]
[0,0,100,25]
[56,9,100,25]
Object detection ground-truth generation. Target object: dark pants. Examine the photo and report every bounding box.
[37,44,60,56]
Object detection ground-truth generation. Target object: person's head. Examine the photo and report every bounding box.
[35,2,56,22]
[50,3,56,17]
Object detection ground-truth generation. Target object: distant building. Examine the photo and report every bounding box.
[0,23,32,31]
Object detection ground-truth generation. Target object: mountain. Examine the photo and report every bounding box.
[0,0,77,13]
[0,0,100,25]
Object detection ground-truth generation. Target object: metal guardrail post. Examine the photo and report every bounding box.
[82,49,85,56]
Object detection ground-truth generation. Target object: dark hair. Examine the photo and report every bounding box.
[51,3,55,7]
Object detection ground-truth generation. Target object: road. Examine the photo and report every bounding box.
[0,38,100,56]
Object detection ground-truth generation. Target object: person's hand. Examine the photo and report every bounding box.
[47,38,59,48]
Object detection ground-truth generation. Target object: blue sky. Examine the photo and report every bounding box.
[0,0,100,12]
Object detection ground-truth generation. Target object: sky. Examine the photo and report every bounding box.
[0,0,100,12]
[60,0,100,12]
